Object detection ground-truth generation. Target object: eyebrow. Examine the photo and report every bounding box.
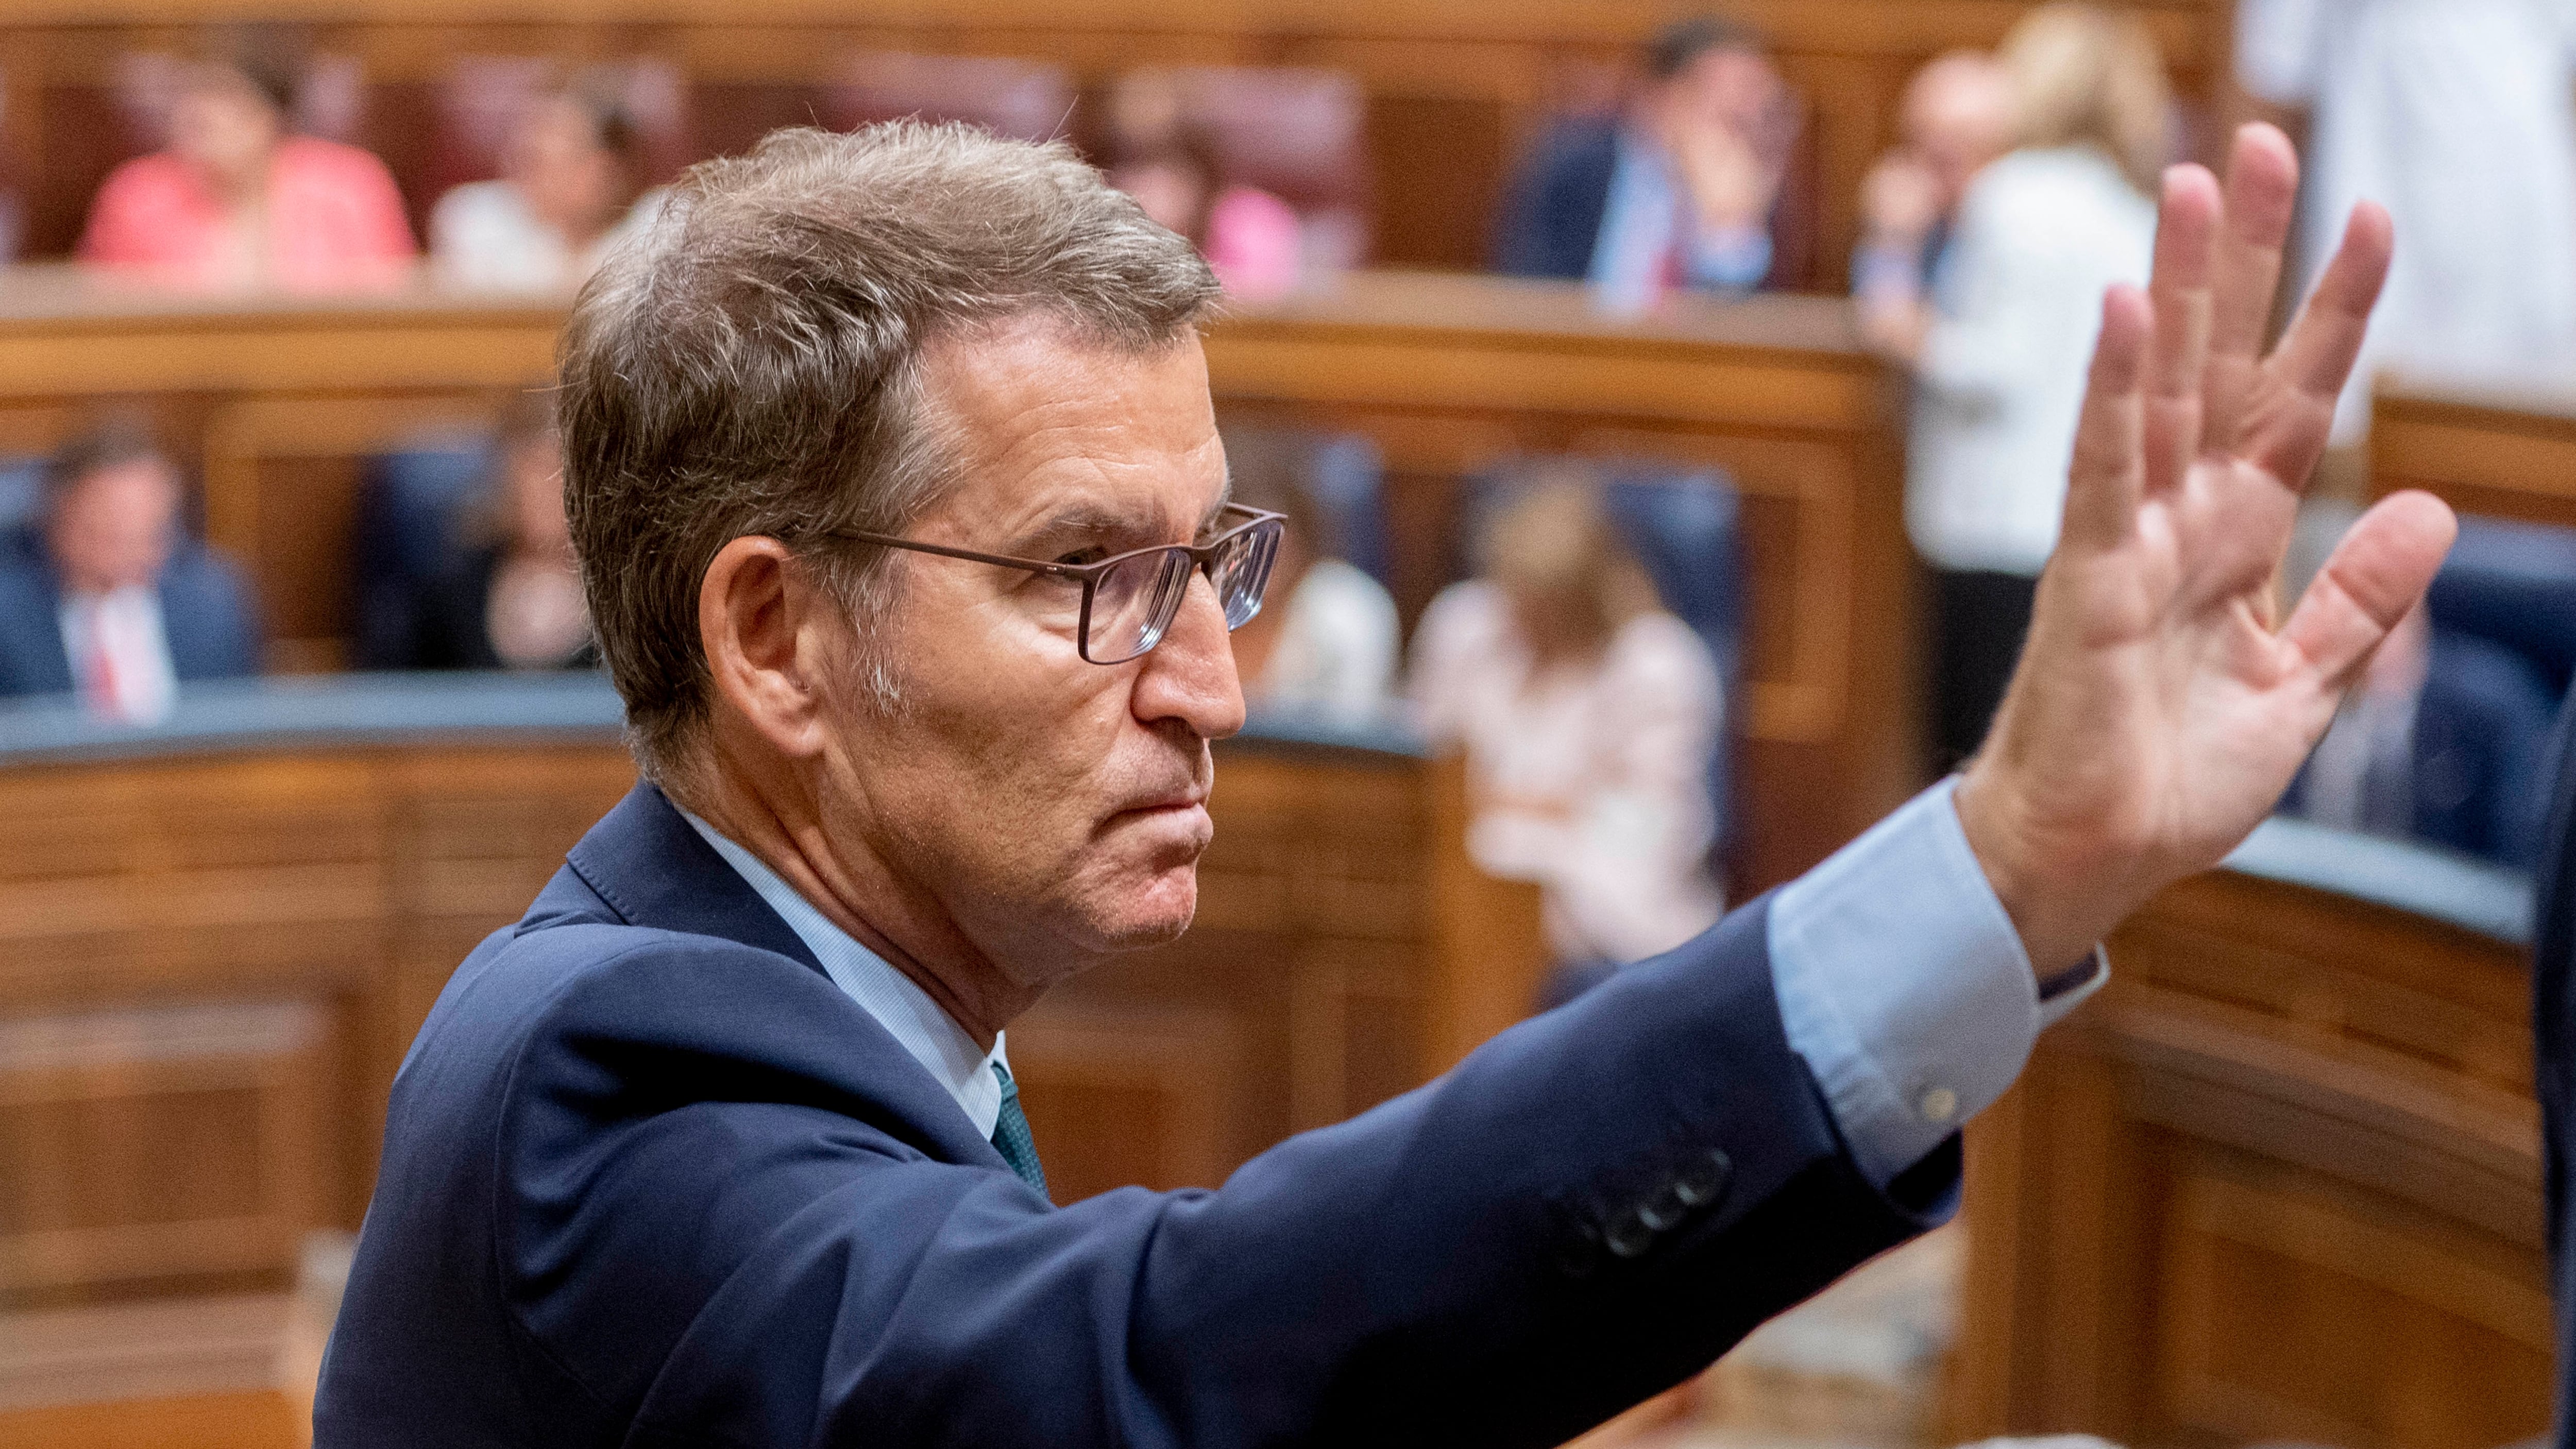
[1016,486,1236,553]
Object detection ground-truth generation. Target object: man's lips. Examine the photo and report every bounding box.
[1120,789,1209,815]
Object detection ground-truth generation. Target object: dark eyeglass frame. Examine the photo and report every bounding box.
[813,502,1287,665]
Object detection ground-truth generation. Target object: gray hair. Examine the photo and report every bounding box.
[558,121,1222,782]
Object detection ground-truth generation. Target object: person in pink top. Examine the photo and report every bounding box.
[1107,128,1303,302]
[79,48,415,292]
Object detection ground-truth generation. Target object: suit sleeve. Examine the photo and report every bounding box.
[169,548,265,680]
[499,898,1951,1449]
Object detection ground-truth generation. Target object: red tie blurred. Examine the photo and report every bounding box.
[83,609,126,721]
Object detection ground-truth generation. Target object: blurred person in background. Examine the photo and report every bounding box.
[2287,602,2557,867]
[432,77,665,293]
[1219,430,1398,723]
[1410,473,1725,998]
[2279,505,2565,868]
[78,35,415,291]
[2239,0,2576,440]
[1493,14,1808,310]
[1105,94,1302,302]
[1895,3,2163,773]
[405,394,593,672]
[0,421,260,719]
[1851,50,2015,359]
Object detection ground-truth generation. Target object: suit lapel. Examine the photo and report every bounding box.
[557,782,1018,1180]
[564,782,829,980]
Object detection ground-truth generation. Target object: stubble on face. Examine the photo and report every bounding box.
[806,315,1239,991]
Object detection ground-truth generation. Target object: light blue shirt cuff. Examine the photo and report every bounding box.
[1767,777,2108,1188]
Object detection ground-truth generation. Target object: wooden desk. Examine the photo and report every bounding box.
[0,267,1919,890]
[0,675,1541,1410]
[2372,382,2576,531]
[0,0,2230,284]
[1952,820,2545,1448]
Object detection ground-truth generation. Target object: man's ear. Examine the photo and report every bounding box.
[699,535,836,759]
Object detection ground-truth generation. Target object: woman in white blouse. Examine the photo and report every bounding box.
[1223,429,1401,726]
[1888,3,2163,772]
[1409,476,1725,977]
[431,81,663,293]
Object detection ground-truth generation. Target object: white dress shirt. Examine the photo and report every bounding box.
[2239,0,2576,439]
[58,585,177,725]
[1909,146,2156,576]
[678,809,1006,1138]
[1587,128,1777,316]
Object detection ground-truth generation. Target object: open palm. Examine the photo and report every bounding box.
[1955,125,2458,970]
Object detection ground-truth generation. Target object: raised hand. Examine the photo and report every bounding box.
[1952,124,2459,971]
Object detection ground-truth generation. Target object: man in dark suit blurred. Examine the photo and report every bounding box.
[0,423,260,717]
[317,118,2454,1447]
[2534,681,2576,1445]
[2289,602,2562,868]
[1492,15,1814,302]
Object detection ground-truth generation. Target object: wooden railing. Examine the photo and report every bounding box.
[0,266,1922,892]
[1954,820,2546,1447]
[2372,381,2576,531]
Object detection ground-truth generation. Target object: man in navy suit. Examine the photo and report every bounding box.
[0,422,260,714]
[1492,16,1813,300]
[316,118,2456,1447]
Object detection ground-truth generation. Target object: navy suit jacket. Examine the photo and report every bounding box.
[316,782,1954,1448]
[1492,118,1624,281]
[2533,683,2576,1444]
[0,526,261,696]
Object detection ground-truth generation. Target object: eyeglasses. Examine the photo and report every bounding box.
[815,503,1286,665]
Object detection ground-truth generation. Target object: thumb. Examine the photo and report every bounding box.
[2280,489,2457,688]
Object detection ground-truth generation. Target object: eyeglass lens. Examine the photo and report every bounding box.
[1083,519,1283,664]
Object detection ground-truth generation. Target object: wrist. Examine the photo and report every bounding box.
[1952,763,2118,977]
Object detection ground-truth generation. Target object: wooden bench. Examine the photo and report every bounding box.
[0,673,1541,1413]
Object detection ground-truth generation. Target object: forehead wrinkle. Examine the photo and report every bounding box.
[996,424,1226,538]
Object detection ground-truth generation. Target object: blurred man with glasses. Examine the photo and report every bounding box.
[319,120,2455,1448]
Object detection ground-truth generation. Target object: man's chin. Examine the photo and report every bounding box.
[1071,865,1201,954]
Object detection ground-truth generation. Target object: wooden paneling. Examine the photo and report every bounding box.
[1952,863,2548,1447]
[2372,383,2576,532]
[0,0,2231,278]
[0,715,1543,1411]
[0,1002,326,1302]
[0,268,1914,890]
[0,1387,301,1448]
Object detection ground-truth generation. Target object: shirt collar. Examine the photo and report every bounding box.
[674,807,1006,1139]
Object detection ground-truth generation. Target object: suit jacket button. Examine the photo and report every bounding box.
[1604,1209,1655,1259]
[1673,1148,1732,1207]
[1635,1180,1690,1232]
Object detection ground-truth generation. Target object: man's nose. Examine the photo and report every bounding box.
[1131,569,1246,741]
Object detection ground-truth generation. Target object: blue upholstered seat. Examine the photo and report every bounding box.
[349,441,492,671]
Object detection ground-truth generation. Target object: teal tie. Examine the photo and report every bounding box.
[990,1061,1048,1199]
